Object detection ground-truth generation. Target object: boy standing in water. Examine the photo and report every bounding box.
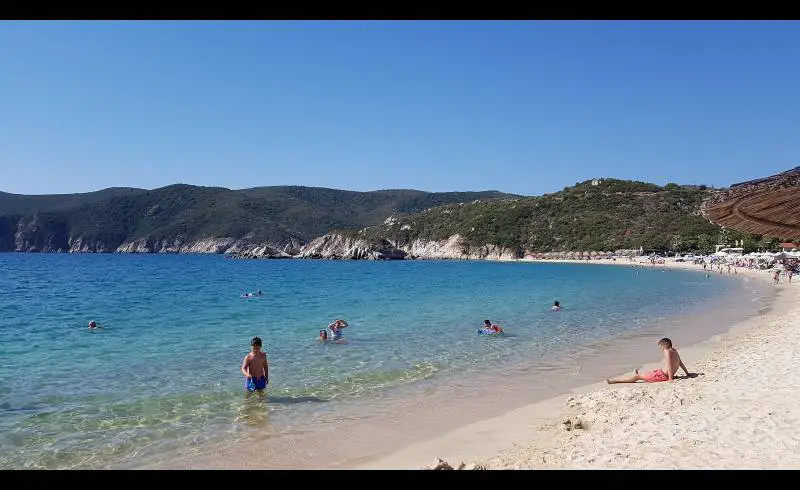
[241,336,269,393]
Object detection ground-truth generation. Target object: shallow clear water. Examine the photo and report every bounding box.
[0,254,756,468]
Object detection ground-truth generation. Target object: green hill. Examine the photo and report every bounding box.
[345,179,779,255]
[0,184,517,252]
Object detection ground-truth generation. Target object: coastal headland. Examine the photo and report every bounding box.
[4,179,771,260]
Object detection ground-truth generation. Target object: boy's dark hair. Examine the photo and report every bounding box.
[484,319,491,324]
[251,336,263,347]
[554,301,560,306]
[658,337,672,348]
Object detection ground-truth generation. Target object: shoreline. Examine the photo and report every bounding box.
[2,254,761,470]
[138,257,774,470]
[356,258,800,469]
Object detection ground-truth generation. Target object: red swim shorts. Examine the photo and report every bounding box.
[643,368,669,383]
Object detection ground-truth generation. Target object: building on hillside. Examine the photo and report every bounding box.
[780,242,798,252]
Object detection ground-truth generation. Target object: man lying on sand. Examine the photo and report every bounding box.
[606,337,690,384]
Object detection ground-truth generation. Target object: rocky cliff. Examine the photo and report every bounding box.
[400,234,521,260]
[283,232,642,261]
[296,234,408,260]
[291,232,521,261]
[11,214,71,252]
[1,215,301,256]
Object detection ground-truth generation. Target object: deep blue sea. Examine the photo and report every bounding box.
[0,254,765,468]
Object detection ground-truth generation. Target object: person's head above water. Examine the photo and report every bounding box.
[319,330,327,338]
[88,320,97,329]
[484,319,491,326]
[554,301,560,307]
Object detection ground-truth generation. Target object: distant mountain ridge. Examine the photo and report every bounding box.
[2,179,778,258]
[0,184,517,253]
[295,178,782,260]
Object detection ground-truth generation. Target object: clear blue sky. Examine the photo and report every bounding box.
[1,20,798,196]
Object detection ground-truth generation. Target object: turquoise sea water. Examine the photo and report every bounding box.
[0,254,761,468]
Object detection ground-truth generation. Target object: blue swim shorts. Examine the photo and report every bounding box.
[245,376,268,392]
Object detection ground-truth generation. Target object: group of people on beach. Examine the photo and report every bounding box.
[90,287,688,399]
[212,252,800,404]
[235,278,702,396]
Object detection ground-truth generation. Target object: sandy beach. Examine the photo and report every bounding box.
[358,258,800,469]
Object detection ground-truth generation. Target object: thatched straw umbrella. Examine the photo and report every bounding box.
[701,166,800,238]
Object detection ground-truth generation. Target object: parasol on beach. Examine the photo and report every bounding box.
[701,166,800,238]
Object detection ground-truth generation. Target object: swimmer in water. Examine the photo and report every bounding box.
[88,320,102,329]
[319,328,348,344]
[551,301,562,311]
[482,319,504,333]
[328,319,348,340]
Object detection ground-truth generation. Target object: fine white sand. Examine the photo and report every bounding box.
[358,259,800,469]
